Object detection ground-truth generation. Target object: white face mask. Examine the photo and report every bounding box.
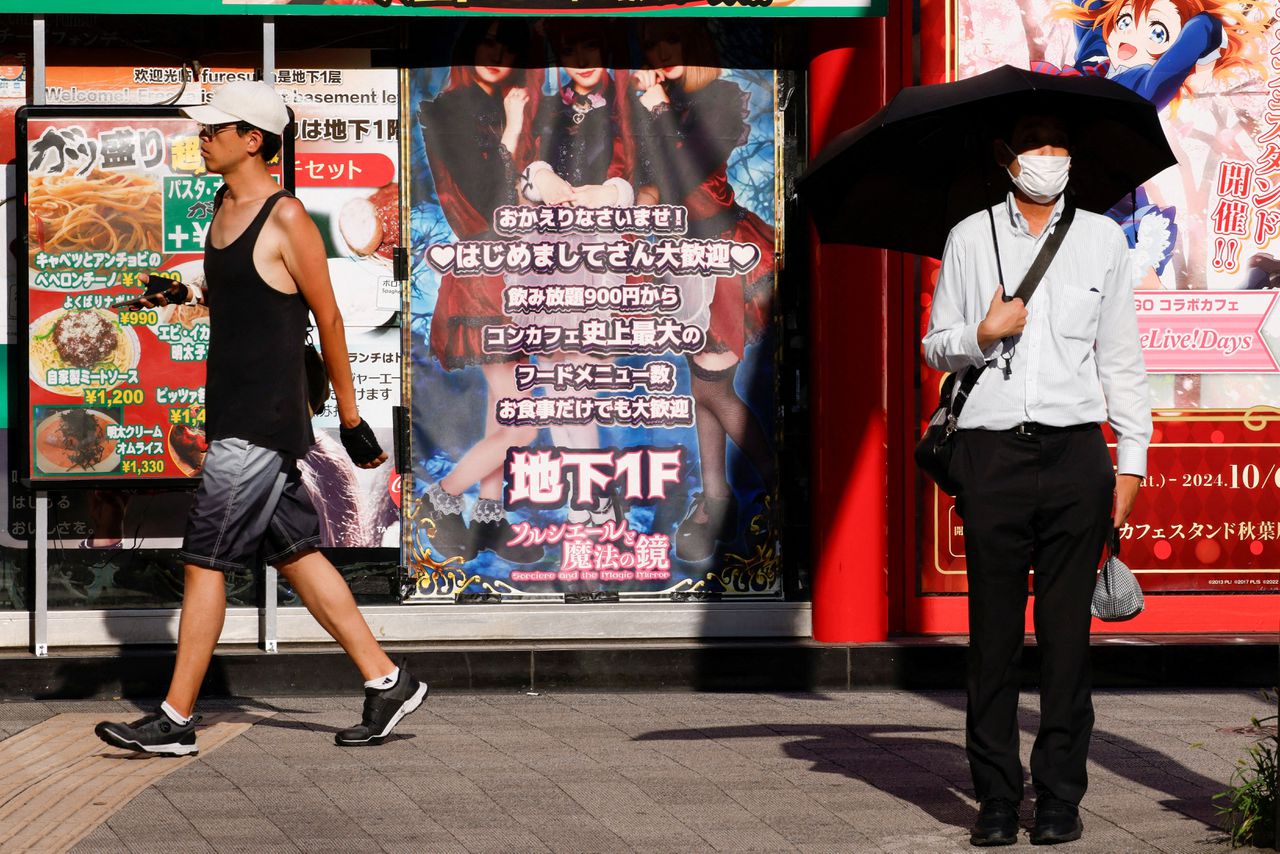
[1005,150,1071,204]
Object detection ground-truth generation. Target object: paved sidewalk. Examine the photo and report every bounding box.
[0,689,1274,853]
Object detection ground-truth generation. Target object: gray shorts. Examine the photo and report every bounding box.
[179,437,321,572]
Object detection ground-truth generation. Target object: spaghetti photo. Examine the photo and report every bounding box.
[27,169,162,266]
[29,308,140,397]
[33,407,121,475]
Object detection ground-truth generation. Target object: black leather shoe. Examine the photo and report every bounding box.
[1031,797,1082,845]
[426,508,470,559]
[470,517,544,564]
[675,492,738,562]
[970,798,1019,847]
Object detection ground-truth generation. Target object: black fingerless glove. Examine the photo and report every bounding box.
[146,273,191,306]
[339,418,383,466]
[164,280,193,305]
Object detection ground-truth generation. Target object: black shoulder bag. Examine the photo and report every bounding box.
[915,202,1076,495]
[304,333,331,417]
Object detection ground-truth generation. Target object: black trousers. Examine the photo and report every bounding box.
[950,426,1115,806]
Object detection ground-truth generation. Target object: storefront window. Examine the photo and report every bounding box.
[403,18,793,601]
[5,12,815,618]
[14,16,403,611]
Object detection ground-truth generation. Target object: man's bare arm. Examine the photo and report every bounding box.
[275,198,387,468]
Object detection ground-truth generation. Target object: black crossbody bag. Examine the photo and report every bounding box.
[915,203,1076,495]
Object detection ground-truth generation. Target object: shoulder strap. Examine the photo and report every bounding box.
[950,202,1076,419]
[256,189,291,222]
[212,185,290,215]
[949,360,984,419]
[1005,201,1076,306]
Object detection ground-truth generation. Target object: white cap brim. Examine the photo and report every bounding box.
[181,103,240,126]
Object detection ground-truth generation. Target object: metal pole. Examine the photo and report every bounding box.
[33,494,48,656]
[32,15,45,106]
[262,17,275,82]
[257,15,279,654]
[261,566,278,653]
[30,18,47,654]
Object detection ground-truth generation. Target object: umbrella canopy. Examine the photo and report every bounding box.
[797,64,1177,259]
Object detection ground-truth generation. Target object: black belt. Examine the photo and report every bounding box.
[1009,421,1098,437]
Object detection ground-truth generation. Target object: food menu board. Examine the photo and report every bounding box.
[28,61,399,549]
[17,107,291,487]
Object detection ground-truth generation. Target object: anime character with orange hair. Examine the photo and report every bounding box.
[1052,0,1268,112]
[1044,1,1271,288]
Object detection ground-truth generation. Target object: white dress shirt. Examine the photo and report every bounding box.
[922,193,1152,477]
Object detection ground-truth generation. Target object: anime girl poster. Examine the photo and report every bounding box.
[957,0,1280,406]
[920,1,1280,596]
[403,20,782,602]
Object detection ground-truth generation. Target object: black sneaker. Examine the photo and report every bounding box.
[335,662,429,747]
[95,711,200,757]
[590,487,625,528]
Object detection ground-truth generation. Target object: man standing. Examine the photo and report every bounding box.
[96,80,426,755]
[923,112,1151,846]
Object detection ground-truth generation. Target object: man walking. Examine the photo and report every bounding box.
[923,111,1151,846]
[96,80,426,755]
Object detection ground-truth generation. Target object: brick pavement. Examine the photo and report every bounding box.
[0,689,1273,853]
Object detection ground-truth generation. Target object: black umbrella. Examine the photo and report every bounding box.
[797,64,1177,259]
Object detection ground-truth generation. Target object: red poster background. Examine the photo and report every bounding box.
[914,0,1280,598]
[25,116,236,485]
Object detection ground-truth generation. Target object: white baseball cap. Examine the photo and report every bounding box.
[182,79,290,136]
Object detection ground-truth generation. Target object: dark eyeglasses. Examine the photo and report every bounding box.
[197,122,240,140]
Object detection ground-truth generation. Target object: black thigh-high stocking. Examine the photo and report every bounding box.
[693,389,730,500]
[687,356,777,498]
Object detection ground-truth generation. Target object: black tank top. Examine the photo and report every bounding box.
[202,189,314,459]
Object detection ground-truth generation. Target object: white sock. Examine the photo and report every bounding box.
[365,667,399,691]
[161,701,193,726]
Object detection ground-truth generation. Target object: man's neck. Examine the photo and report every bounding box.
[218,159,278,202]
[1013,191,1058,237]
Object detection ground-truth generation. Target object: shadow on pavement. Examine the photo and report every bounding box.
[634,722,976,830]
[34,651,229,701]
[1093,728,1231,830]
[97,696,415,742]
[924,692,1234,831]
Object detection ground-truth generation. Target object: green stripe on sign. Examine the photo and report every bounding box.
[0,344,7,429]
[0,0,886,15]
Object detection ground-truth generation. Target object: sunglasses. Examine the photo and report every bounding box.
[197,122,242,140]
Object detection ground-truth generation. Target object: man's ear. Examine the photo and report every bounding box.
[993,138,1014,169]
[246,128,263,157]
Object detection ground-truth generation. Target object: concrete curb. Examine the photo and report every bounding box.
[1,637,1275,699]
